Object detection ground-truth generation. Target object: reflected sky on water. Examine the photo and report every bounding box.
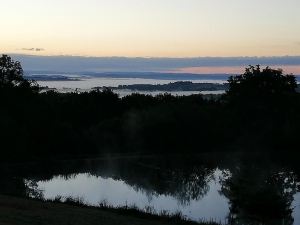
[37,169,229,223]
[21,156,300,225]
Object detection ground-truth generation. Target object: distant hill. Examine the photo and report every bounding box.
[107,81,229,92]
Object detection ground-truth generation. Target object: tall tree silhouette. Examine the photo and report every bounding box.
[0,55,38,90]
[227,65,297,99]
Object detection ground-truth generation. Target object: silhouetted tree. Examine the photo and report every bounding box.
[227,65,297,99]
[0,55,38,91]
[0,57,299,159]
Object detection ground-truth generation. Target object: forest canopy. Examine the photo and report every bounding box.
[0,55,299,161]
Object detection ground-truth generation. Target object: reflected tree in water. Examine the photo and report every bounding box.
[24,179,44,199]
[116,160,216,205]
[16,157,217,206]
[220,162,299,225]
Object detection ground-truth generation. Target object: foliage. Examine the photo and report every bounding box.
[227,65,297,99]
[0,54,38,91]
[0,58,300,160]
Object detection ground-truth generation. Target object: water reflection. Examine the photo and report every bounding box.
[35,171,228,222]
[1,154,300,224]
[220,161,299,225]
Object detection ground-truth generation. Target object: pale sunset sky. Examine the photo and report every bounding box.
[1,0,300,57]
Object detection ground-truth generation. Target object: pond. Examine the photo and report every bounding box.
[3,154,300,225]
[35,169,229,223]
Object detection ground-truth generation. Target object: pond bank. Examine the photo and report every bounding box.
[0,195,218,225]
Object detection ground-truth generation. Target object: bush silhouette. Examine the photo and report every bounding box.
[227,65,297,99]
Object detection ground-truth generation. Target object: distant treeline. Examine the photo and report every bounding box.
[1,87,300,161]
[25,75,79,81]
[103,81,229,92]
[0,56,300,161]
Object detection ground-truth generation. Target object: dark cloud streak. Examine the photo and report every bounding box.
[21,48,45,52]
[8,54,300,74]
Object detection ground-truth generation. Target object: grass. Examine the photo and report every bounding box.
[0,195,220,225]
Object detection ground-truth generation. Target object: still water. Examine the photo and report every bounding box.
[37,170,229,223]
[37,77,227,96]
[21,155,300,225]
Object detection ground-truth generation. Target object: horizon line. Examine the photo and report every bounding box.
[3,53,300,59]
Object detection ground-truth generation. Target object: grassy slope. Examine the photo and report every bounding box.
[0,195,216,225]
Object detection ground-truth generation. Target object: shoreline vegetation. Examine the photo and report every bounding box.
[2,153,299,225]
[38,81,229,94]
[97,81,229,92]
[0,195,219,225]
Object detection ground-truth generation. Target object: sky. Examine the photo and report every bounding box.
[1,0,300,57]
